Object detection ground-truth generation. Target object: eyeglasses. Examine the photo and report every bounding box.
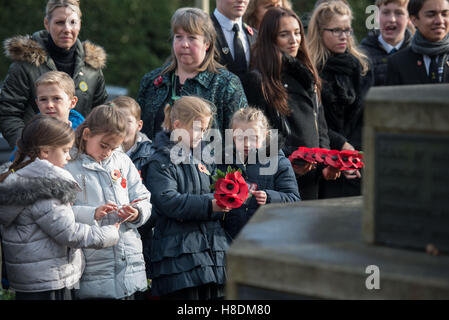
[323,28,353,37]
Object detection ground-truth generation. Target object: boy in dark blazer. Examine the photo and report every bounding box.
[211,0,257,79]
[386,0,449,85]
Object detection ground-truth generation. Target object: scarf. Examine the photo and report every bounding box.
[47,34,76,77]
[323,52,360,76]
[411,29,449,57]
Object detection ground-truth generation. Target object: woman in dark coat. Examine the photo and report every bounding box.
[307,1,371,198]
[241,7,340,200]
[0,0,108,148]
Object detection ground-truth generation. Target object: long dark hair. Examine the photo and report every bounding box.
[0,115,74,182]
[251,7,321,116]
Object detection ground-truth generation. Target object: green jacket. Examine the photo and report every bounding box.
[0,30,108,147]
[137,65,248,140]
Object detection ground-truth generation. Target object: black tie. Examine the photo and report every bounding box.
[429,55,439,83]
[389,48,397,55]
[232,23,247,73]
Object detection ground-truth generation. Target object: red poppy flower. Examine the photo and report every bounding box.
[324,150,343,169]
[215,178,239,194]
[247,26,254,36]
[311,148,328,164]
[153,75,163,87]
[121,178,127,189]
[215,193,244,209]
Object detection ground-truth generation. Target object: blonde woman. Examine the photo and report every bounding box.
[307,0,372,198]
[244,0,292,30]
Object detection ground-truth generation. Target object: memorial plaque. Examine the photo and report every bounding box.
[374,132,449,253]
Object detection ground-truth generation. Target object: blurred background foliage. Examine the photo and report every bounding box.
[0,0,373,98]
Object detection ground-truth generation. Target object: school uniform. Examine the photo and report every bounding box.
[211,9,257,79]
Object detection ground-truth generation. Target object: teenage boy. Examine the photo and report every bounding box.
[211,0,257,79]
[386,0,449,85]
[360,0,412,86]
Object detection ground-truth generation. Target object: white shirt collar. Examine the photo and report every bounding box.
[378,34,404,54]
[214,8,243,32]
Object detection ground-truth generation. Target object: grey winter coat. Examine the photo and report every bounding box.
[0,30,108,148]
[65,150,152,299]
[0,158,119,293]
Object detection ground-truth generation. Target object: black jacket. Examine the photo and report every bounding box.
[320,53,367,151]
[146,130,228,296]
[241,55,331,157]
[386,47,449,85]
[0,30,108,148]
[211,13,257,79]
[360,29,412,86]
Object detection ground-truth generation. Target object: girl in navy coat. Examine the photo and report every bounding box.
[220,107,301,240]
[146,96,230,300]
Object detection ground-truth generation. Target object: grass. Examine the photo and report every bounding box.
[0,288,15,300]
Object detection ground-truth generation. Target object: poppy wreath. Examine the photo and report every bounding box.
[288,147,364,170]
[210,166,249,209]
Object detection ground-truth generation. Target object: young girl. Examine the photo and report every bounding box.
[146,96,230,300]
[64,105,152,300]
[221,107,301,240]
[0,115,119,300]
[307,0,370,198]
[241,7,340,200]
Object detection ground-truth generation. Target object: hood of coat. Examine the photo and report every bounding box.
[0,158,81,226]
[3,30,106,69]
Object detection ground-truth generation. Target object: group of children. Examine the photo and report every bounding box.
[0,70,301,300]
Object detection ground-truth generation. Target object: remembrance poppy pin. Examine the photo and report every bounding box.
[153,75,163,87]
[111,169,121,181]
[198,163,210,175]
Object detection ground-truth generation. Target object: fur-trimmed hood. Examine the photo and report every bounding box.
[0,158,81,226]
[3,30,106,69]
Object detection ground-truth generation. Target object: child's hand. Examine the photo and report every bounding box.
[322,166,341,180]
[252,191,267,205]
[95,203,118,221]
[118,205,139,223]
[212,200,231,213]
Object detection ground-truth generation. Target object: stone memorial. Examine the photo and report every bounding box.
[225,84,449,299]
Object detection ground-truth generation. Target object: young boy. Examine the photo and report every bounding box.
[35,71,85,129]
[386,0,449,85]
[8,71,84,162]
[109,96,154,298]
[360,0,412,86]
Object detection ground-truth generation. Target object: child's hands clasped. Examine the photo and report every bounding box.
[95,203,118,221]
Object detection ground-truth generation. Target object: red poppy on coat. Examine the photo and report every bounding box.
[215,178,239,194]
[324,150,343,169]
[215,193,244,209]
[121,178,127,189]
[153,75,163,87]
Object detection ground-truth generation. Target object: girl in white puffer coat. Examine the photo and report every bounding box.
[0,115,120,300]
[65,105,152,300]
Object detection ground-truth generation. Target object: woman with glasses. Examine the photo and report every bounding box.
[137,7,248,141]
[308,0,372,199]
[241,7,341,200]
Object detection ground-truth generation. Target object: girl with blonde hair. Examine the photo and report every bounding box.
[145,96,230,299]
[307,0,371,198]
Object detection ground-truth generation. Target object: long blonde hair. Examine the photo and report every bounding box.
[307,1,369,75]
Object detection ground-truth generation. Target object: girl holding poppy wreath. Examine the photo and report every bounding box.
[145,96,230,300]
[218,107,300,241]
